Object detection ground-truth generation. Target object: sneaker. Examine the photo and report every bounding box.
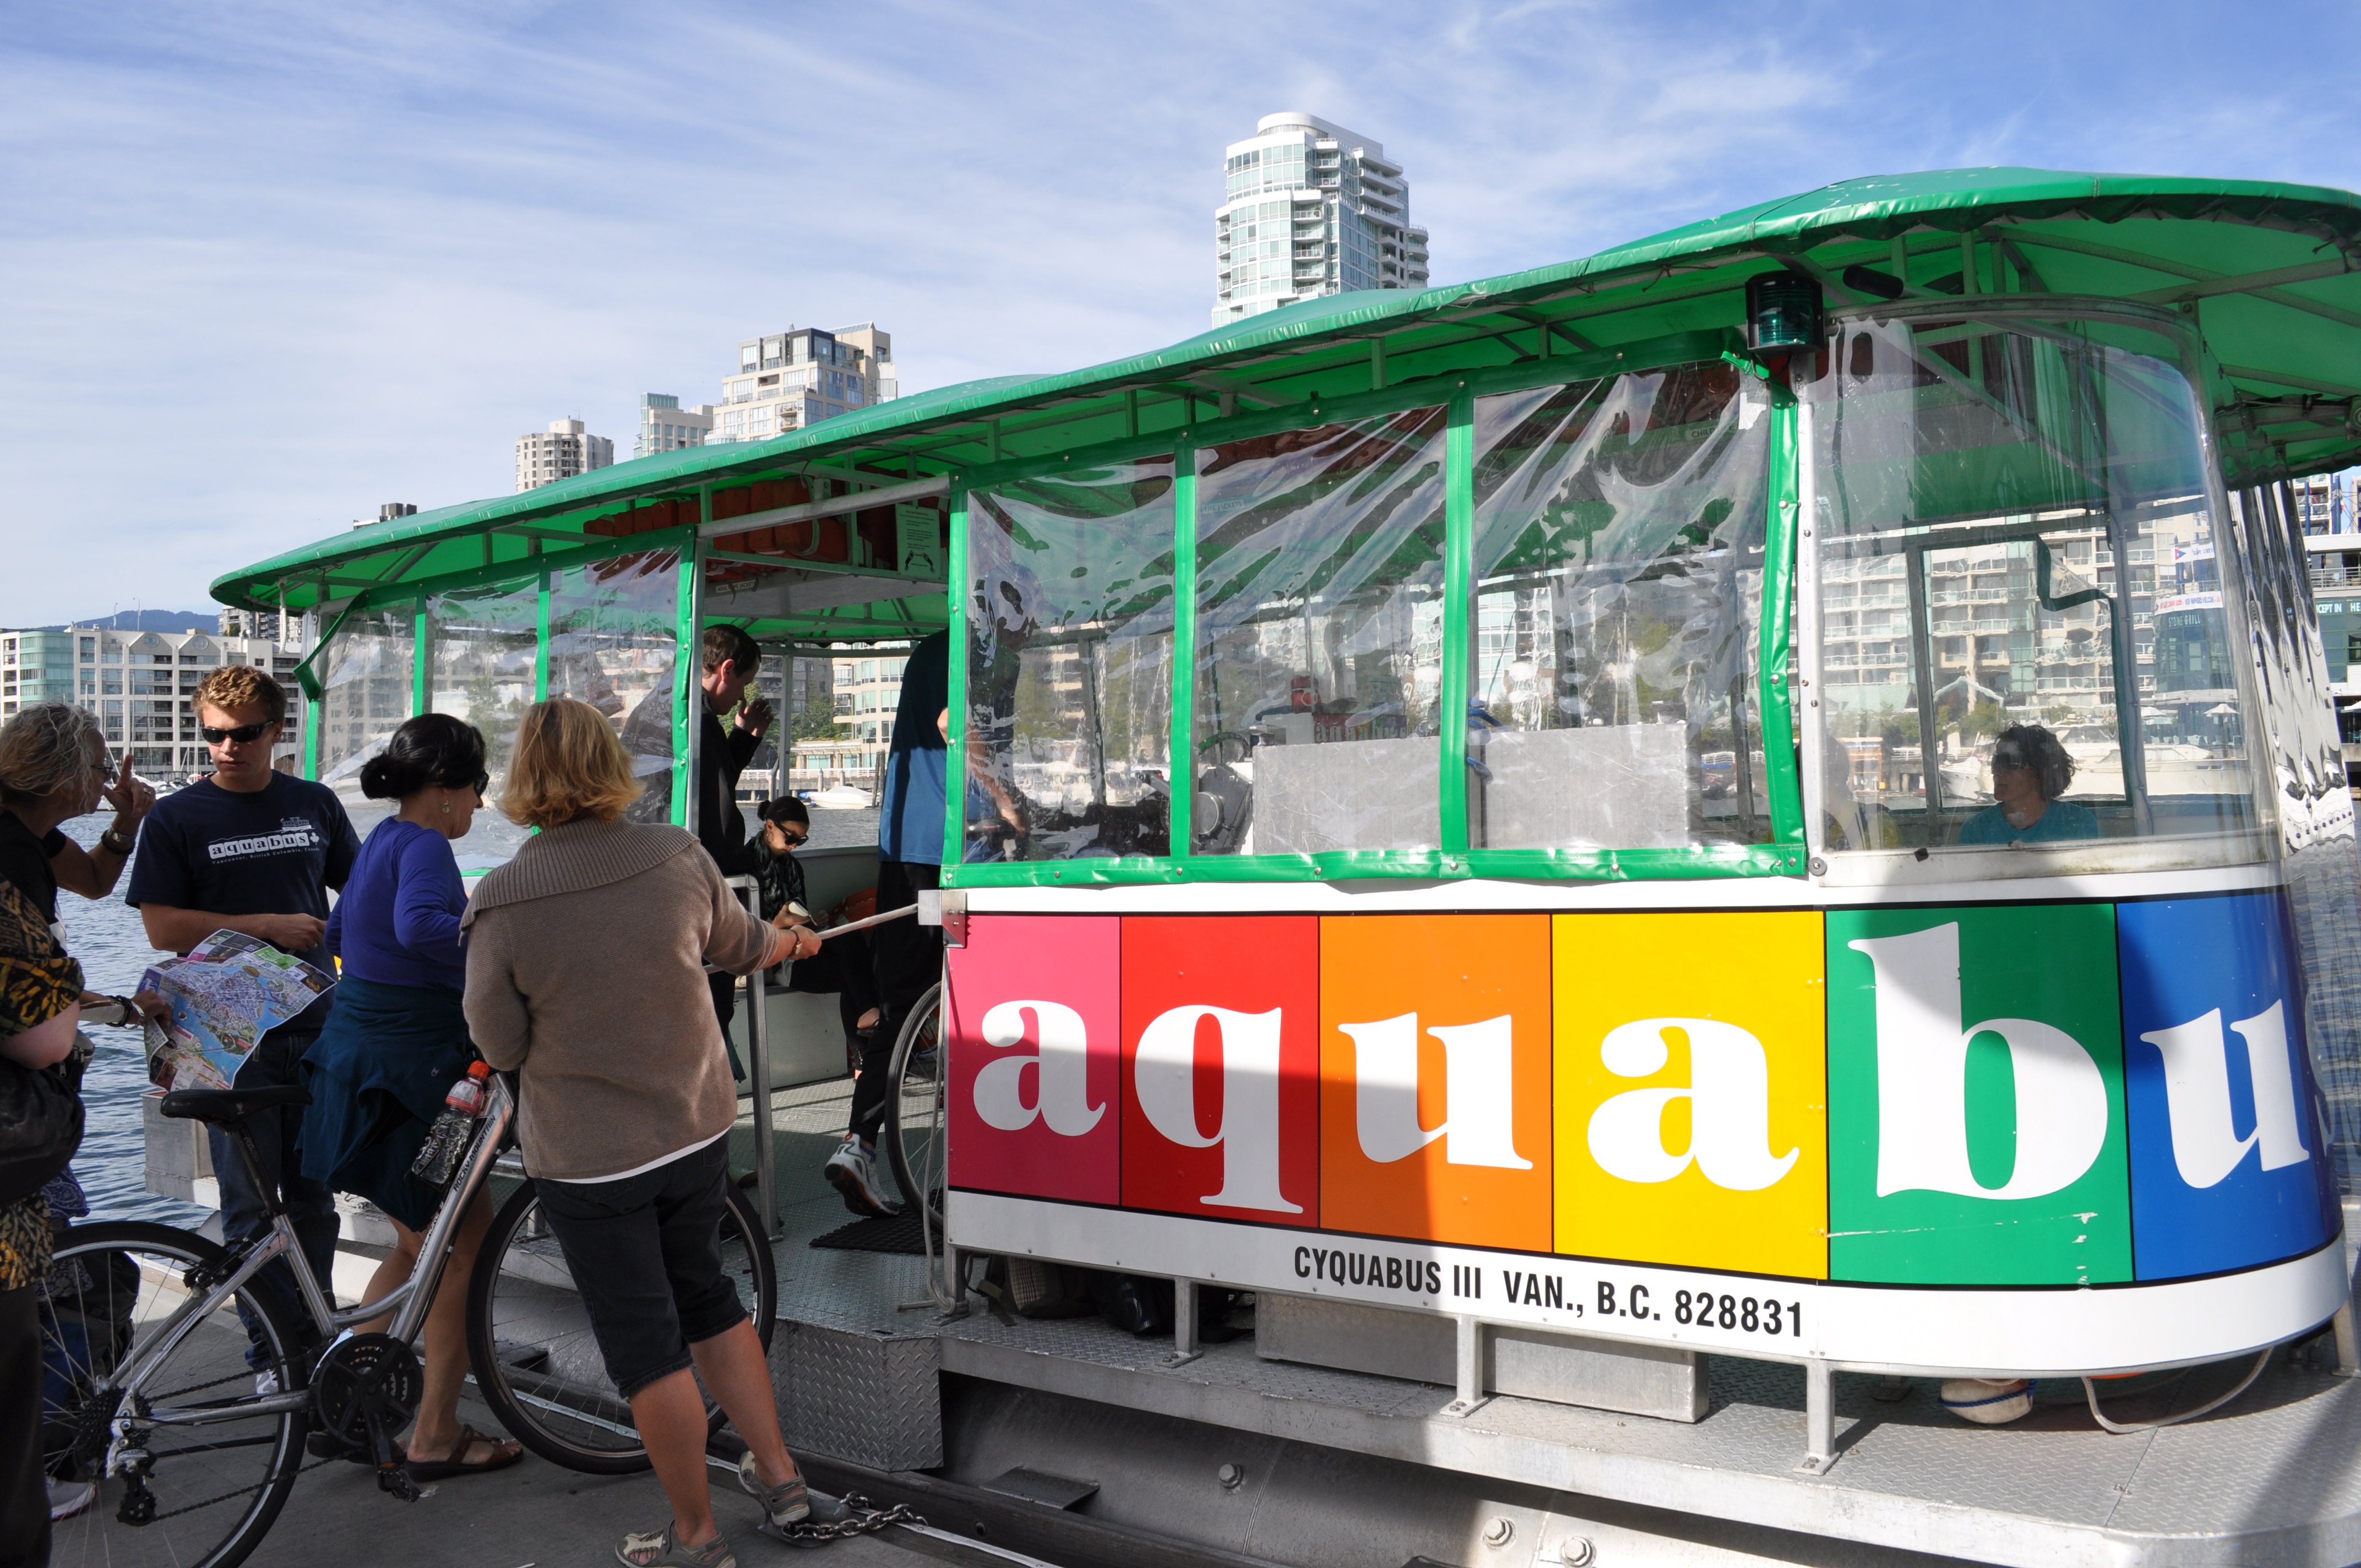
[48,1477,96,1521]
[253,1370,279,1397]
[616,1525,734,1566]
[822,1137,895,1218]
[737,1449,810,1527]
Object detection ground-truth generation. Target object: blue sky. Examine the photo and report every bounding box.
[6,1,2361,625]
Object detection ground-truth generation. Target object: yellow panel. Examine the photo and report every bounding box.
[1552,911,1827,1280]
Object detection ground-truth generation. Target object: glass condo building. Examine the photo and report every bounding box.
[1214,112,1430,326]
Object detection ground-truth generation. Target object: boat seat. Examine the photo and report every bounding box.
[159,1084,312,1126]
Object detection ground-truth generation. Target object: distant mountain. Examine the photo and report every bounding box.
[23,610,224,633]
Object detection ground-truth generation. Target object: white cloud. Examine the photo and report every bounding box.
[3,0,2357,623]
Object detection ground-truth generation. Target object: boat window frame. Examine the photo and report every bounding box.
[1796,296,2280,881]
[294,524,704,832]
[942,329,1809,886]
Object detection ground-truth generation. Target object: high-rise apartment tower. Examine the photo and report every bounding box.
[709,325,894,445]
[514,418,614,493]
[1214,112,1429,327]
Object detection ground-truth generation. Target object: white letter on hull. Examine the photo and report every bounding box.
[1849,924,2108,1200]
[2139,1001,2309,1189]
[1134,1005,1299,1213]
[1587,1019,1797,1190]
[974,999,1103,1136]
[1342,1013,1530,1170]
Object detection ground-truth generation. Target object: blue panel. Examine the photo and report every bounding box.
[2120,893,2340,1280]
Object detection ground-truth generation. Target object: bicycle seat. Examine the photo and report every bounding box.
[159,1084,313,1125]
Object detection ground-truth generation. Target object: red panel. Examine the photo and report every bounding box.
[945,914,1120,1204]
[1120,916,1320,1227]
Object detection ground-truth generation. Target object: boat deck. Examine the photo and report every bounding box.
[731,1078,2361,1568]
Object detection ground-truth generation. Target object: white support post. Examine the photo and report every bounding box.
[2335,1301,2358,1376]
[1441,1315,1489,1417]
[1797,1360,1837,1474]
[1160,1279,1201,1368]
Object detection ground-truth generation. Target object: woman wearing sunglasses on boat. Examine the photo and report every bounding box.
[296,714,521,1480]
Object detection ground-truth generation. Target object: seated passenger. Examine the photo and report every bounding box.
[1957,723,2099,846]
[749,795,881,1065]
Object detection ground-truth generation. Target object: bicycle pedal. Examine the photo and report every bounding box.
[378,1463,423,1502]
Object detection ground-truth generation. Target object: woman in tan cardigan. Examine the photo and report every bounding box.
[463,699,806,1568]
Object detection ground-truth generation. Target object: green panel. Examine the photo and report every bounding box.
[1760,379,1805,847]
[1439,390,1473,853]
[302,696,320,780]
[1168,451,1198,857]
[410,602,429,716]
[672,541,697,830]
[1825,901,2130,1286]
[534,567,551,703]
[943,492,970,867]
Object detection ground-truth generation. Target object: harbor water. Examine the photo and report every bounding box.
[58,801,882,1227]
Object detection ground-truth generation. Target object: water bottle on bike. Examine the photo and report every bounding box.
[410,1060,491,1187]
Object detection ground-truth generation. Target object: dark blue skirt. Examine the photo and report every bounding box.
[297,976,474,1233]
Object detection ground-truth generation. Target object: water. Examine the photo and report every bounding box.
[58,805,881,1227]
[51,813,208,1227]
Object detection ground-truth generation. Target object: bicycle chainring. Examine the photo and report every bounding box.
[311,1333,422,1456]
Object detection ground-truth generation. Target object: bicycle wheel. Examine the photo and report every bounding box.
[40,1220,308,1568]
[465,1177,777,1473]
[884,981,946,1231]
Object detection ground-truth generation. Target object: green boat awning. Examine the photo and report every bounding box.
[217,166,2361,624]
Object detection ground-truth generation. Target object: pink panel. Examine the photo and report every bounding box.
[945,914,1122,1204]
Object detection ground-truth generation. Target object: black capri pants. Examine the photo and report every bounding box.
[534,1137,747,1400]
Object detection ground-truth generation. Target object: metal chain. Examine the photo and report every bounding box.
[769,1493,926,1543]
[135,1450,347,1525]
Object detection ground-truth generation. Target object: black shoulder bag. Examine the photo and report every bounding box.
[0,1054,83,1206]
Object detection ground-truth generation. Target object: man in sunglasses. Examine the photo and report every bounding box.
[126,664,361,1385]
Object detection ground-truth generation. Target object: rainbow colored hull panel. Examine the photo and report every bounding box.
[943,895,2341,1369]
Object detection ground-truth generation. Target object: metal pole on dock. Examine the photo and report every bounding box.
[734,876,780,1240]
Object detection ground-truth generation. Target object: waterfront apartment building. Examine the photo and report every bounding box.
[1214,112,1431,326]
[708,325,894,446]
[2,625,303,775]
[635,394,715,460]
[514,417,614,493]
[2292,468,2361,782]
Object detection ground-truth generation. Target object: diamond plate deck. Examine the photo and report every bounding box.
[741,1085,2361,1567]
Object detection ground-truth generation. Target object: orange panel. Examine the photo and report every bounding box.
[1319,914,1553,1250]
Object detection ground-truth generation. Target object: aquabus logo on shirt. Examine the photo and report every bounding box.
[207,818,323,862]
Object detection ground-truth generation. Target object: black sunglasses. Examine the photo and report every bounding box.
[773,826,808,846]
[200,721,275,745]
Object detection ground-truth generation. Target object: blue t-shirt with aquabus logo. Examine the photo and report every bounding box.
[127,771,361,1031]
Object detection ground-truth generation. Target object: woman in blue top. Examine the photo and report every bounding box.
[1957,723,2101,846]
[299,714,521,1479]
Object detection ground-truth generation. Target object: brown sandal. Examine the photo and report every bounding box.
[405,1424,524,1479]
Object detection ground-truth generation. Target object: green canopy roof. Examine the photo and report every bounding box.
[218,166,2361,625]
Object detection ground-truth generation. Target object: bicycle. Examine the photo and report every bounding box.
[39,1073,776,1568]
[884,980,946,1234]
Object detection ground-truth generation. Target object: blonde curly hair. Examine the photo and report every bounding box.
[0,702,108,808]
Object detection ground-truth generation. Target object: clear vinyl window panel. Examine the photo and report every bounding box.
[313,606,416,843]
[965,458,1176,861]
[1467,364,1773,851]
[552,548,683,828]
[1192,407,1448,856]
[427,581,541,870]
[1804,313,2266,864]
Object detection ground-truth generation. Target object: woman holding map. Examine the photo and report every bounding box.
[0,702,165,1536]
[296,713,521,1480]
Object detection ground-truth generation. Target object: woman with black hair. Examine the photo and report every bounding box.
[1957,722,2100,846]
[297,714,521,1480]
